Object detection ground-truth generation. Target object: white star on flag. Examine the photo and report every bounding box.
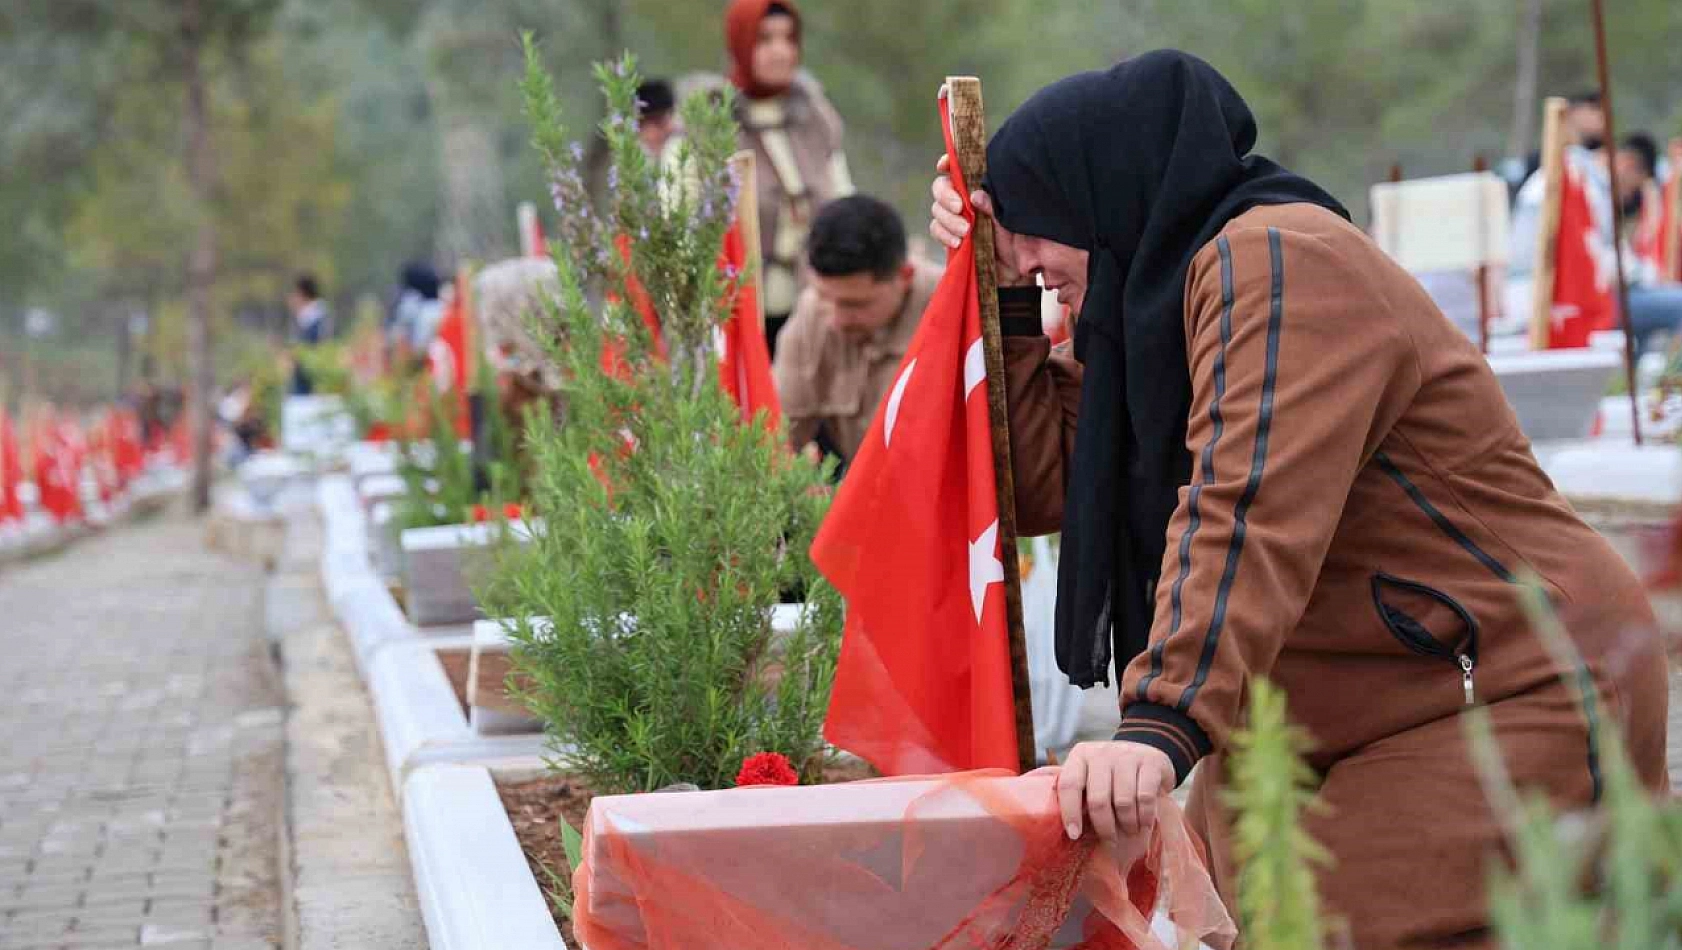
[968,518,1004,624]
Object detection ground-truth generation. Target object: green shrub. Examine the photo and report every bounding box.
[481,40,840,794]
[1470,584,1682,949]
[394,357,524,530]
[1225,679,1333,950]
[1223,589,1681,950]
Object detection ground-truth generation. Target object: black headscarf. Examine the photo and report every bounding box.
[983,51,1348,688]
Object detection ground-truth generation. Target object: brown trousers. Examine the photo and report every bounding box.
[1185,647,1671,950]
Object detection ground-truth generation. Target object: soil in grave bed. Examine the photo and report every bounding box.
[434,649,472,719]
[497,759,880,941]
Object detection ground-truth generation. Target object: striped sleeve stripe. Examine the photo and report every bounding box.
[1114,722,1200,763]
[1137,234,1238,702]
[1177,228,1286,714]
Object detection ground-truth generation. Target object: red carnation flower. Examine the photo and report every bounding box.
[735,752,798,787]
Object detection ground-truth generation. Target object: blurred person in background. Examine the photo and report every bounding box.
[636,79,678,161]
[472,256,563,454]
[388,261,443,371]
[1520,89,1606,184]
[1614,132,1682,356]
[287,273,330,395]
[774,195,935,474]
[717,0,854,357]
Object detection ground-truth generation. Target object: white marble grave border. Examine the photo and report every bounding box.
[403,764,569,950]
[318,475,549,796]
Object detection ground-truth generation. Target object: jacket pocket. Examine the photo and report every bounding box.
[1372,572,1480,704]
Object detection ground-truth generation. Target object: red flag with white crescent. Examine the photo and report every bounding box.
[810,95,1019,775]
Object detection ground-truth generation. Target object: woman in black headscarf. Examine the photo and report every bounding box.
[931,52,1667,948]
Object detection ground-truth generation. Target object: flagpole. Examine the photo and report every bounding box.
[1473,154,1493,356]
[1590,0,1643,447]
[1530,97,1568,351]
[730,151,767,331]
[946,76,1037,774]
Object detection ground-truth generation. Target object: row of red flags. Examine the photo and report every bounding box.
[1,407,161,527]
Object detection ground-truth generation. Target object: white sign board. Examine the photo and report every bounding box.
[1370,171,1510,272]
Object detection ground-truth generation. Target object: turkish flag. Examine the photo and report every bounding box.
[0,412,22,524]
[428,274,474,438]
[115,410,145,484]
[603,224,780,428]
[1546,157,1616,349]
[600,234,667,380]
[716,221,780,429]
[34,417,85,524]
[811,96,1019,775]
[88,416,117,503]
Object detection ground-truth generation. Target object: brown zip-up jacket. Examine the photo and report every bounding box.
[1002,202,1657,786]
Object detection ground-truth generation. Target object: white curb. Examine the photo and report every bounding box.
[403,765,568,950]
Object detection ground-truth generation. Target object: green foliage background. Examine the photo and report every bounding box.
[4,0,1679,405]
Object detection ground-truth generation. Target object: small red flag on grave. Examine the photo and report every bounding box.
[1546,155,1617,349]
[0,411,23,524]
[428,274,475,439]
[601,227,777,429]
[715,219,780,429]
[34,416,85,525]
[810,95,1019,776]
[114,409,146,485]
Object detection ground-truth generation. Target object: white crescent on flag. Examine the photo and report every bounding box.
[884,359,916,447]
[963,338,986,400]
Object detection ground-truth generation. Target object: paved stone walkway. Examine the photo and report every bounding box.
[0,507,285,950]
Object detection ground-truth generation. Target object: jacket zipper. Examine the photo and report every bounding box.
[1373,573,1480,705]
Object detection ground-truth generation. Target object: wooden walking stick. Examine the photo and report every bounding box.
[1530,97,1569,352]
[1590,0,1643,446]
[946,76,1037,774]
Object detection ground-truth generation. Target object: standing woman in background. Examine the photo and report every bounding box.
[720,0,854,356]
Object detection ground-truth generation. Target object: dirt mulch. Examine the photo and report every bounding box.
[498,774,594,944]
[435,649,472,719]
[497,759,880,941]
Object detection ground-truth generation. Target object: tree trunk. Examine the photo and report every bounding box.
[584,0,627,208]
[433,98,509,268]
[182,0,218,513]
[115,311,131,399]
[1507,0,1544,162]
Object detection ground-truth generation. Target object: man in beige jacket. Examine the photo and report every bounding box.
[774,195,937,469]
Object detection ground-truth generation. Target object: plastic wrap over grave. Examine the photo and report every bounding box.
[574,768,1234,950]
